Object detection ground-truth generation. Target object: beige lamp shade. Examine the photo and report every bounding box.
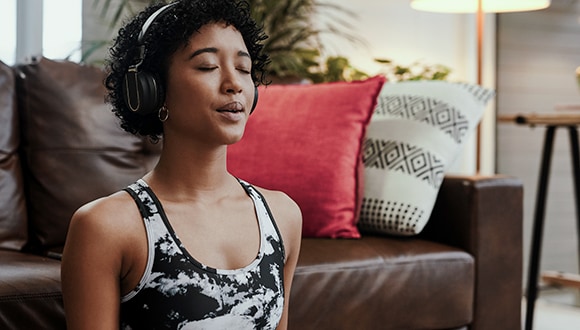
[410,0,550,13]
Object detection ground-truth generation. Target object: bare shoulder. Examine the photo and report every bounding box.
[69,190,140,239]
[255,187,302,229]
[63,190,143,269]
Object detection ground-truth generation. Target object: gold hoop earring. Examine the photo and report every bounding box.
[158,105,169,122]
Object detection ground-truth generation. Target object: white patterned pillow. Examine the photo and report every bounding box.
[358,81,494,236]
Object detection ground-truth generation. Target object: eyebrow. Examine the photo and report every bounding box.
[189,47,217,59]
[238,50,251,59]
[189,47,251,60]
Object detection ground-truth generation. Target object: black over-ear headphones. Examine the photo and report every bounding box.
[122,2,259,116]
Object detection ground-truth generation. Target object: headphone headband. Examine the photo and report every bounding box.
[138,2,177,44]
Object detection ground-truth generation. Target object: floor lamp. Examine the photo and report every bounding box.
[410,0,550,173]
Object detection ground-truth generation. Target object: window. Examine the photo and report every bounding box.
[0,0,82,66]
[0,1,16,65]
[43,0,82,61]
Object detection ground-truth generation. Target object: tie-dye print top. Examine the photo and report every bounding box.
[120,179,285,329]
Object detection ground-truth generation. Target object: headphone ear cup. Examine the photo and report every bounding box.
[250,86,259,114]
[122,69,164,115]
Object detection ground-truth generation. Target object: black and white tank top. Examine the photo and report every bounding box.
[120,179,285,329]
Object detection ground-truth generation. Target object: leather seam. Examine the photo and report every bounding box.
[0,292,62,302]
[295,258,474,274]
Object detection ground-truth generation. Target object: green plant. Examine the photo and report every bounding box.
[305,55,369,83]
[375,58,451,82]
[246,0,360,81]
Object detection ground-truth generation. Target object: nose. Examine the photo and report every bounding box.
[221,67,243,95]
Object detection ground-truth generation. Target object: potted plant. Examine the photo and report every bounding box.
[374,58,451,82]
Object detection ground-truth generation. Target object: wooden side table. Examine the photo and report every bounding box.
[498,112,580,330]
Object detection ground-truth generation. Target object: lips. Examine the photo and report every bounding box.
[217,101,244,113]
[216,101,245,122]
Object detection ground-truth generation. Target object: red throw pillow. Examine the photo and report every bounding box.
[228,76,386,238]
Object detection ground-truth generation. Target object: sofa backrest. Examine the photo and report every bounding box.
[0,60,29,251]
[13,57,161,251]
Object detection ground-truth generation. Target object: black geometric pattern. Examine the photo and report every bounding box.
[359,82,495,236]
[374,95,470,144]
[362,138,445,189]
[456,82,496,104]
[359,198,425,235]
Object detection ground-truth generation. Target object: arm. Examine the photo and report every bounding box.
[61,196,129,329]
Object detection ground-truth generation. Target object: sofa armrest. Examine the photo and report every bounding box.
[420,174,523,330]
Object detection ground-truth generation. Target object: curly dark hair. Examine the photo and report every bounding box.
[105,0,269,140]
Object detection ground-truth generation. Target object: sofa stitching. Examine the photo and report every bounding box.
[0,292,62,303]
[295,258,474,275]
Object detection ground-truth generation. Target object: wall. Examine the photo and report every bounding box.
[496,0,580,284]
[318,0,471,78]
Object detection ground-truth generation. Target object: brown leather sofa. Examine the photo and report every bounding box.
[0,57,523,330]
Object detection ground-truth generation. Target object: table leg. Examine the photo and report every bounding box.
[568,127,580,270]
[525,125,557,330]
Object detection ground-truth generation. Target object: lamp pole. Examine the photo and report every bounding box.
[476,0,483,172]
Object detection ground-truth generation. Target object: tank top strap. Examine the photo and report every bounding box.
[121,179,164,302]
[236,178,286,259]
[123,179,158,219]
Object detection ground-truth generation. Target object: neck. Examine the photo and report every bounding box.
[144,137,237,202]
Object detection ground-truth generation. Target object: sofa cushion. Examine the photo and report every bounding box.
[15,57,161,250]
[0,250,65,329]
[228,76,386,238]
[0,60,28,251]
[359,81,494,236]
[290,237,474,329]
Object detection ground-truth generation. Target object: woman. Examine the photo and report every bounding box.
[61,1,302,329]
